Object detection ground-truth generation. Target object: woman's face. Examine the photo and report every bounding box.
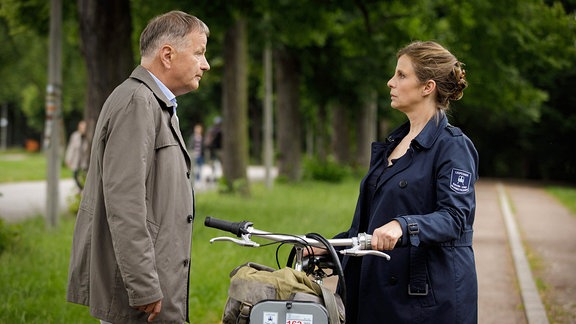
[387,55,425,111]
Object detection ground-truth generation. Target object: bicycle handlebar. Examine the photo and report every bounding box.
[204,216,253,237]
[204,216,391,260]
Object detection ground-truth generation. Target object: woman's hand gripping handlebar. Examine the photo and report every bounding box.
[204,216,391,260]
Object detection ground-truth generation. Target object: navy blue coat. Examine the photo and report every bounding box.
[337,113,479,323]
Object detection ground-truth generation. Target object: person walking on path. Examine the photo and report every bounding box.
[66,11,210,323]
[204,116,222,182]
[188,123,205,184]
[64,120,89,192]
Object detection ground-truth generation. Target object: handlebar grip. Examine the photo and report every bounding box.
[204,216,252,237]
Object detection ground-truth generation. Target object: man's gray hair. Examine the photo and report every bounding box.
[140,10,209,58]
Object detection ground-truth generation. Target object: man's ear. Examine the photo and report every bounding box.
[160,45,174,68]
[422,80,436,96]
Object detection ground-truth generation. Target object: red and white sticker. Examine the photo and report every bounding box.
[286,313,313,324]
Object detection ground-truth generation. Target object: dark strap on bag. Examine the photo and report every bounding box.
[237,302,251,324]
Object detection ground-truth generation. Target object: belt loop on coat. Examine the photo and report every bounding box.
[406,221,430,298]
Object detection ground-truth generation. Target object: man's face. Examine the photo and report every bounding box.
[169,31,210,96]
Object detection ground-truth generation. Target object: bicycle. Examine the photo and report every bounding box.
[204,216,391,324]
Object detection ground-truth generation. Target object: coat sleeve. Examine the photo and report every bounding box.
[102,91,163,306]
[396,134,479,246]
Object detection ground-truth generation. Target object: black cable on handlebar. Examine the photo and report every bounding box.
[305,232,347,308]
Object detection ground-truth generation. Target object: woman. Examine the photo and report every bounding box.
[336,41,479,323]
[64,120,89,191]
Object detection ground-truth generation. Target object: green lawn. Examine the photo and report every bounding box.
[1,150,575,323]
[0,179,359,323]
[546,186,576,215]
[0,150,72,183]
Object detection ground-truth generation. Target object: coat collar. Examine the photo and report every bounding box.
[413,112,448,149]
[388,112,448,150]
[129,65,176,111]
[371,112,448,190]
[129,66,191,167]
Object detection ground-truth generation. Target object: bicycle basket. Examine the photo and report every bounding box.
[222,262,345,324]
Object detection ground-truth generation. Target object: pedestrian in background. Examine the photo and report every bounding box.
[204,116,222,182]
[64,120,89,192]
[66,10,210,323]
[189,123,205,184]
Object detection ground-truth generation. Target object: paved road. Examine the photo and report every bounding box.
[0,178,77,222]
[0,165,276,223]
[0,176,574,323]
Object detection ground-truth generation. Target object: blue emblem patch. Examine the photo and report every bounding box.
[450,168,472,193]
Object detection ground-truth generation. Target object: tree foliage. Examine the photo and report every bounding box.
[0,0,574,181]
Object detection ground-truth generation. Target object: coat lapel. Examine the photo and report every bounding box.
[171,114,192,168]
[130,66,192,169]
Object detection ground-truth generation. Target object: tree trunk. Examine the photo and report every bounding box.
[222,18,249,194]
[331,103,350,164]
[315,103,329,162]
[77,0,133,148]
[355,90,378,169]
[274,48,301,181]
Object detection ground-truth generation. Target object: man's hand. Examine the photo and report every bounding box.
[135,299,162,322]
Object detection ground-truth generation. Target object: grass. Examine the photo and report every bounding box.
[2,151,576,322]
[546,186,576,216]
[0,150,72,183]
[0,216,93,322]
[0,178,359,323]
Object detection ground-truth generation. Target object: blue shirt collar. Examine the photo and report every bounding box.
[147,71,177,109]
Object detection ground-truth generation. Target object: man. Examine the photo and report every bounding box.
[204,116,222,182]
[67,11,210,323]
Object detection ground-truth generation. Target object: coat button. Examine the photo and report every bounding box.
[183,259,189,267]
[186,171,191,179]
[399,180,408,188]
[187,215,194,223]
[388,276,398,285]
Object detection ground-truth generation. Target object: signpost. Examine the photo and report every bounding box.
[44,0,62,228]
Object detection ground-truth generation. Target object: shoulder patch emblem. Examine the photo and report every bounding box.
[450,168,472,193]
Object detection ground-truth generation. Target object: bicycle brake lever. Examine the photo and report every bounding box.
[340,248,391,260]
[209,236,260,247]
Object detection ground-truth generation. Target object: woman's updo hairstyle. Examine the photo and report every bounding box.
[397,41,467,111]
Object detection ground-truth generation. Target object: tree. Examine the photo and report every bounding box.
[438,0,576,180]
[77,0,133,145]
[222,17,250,193]
[0,0,86,144]
[274,47,303,181]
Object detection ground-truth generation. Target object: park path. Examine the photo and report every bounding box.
[0,178,77,222]
[475,180,527,323]
[505,181,576,323]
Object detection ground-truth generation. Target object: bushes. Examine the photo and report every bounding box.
[303,157,350,183]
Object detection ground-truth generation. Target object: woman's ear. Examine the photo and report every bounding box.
[422,80,436,97]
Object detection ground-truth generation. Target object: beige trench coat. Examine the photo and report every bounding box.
[67,66,194,324]
[64,130,89,171]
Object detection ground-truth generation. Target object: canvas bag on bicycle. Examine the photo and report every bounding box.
[222,262,345,324]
